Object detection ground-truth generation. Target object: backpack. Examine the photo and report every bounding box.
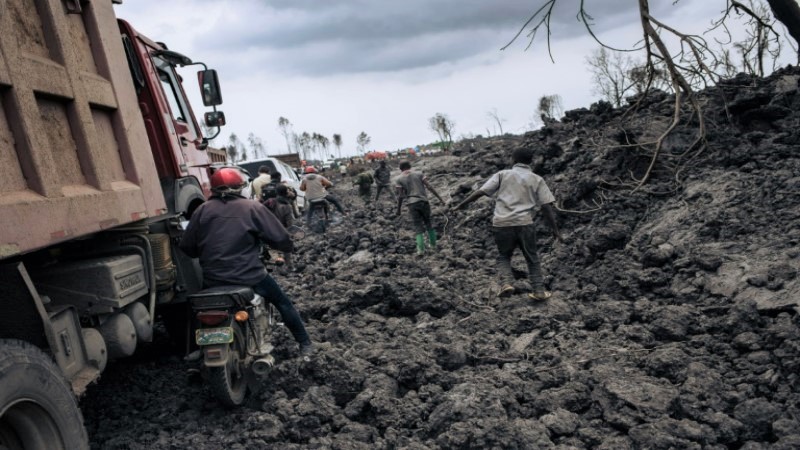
[264,197,278,211]
[260,181,279,203]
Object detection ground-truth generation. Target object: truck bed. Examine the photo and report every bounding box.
[0,0,166,258]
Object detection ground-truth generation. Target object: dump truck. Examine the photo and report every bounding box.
[0,1,227,448]
[270,152,302,170]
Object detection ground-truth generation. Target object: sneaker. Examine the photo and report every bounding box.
[498,284,515,297]
[528,291,552,301]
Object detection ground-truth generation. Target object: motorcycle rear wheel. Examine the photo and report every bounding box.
[208,322,247,407]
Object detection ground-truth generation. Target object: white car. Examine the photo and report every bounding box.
[238,158,306,211]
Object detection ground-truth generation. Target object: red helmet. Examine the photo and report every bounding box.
[304,166,317,174]
[210,168,246,193]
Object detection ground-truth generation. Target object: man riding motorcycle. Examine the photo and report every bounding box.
[300,166,346,220]
[179,168,313,355]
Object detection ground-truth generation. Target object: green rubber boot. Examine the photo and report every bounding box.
[427,229,438,250]
[415,234,426,255]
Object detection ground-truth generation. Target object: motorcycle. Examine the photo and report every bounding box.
[189,286,276,406]
[187,224,304,406]
[306,198,331,233]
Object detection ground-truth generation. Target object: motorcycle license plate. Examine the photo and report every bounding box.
[195,327,234,346]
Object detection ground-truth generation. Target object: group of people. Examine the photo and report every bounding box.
[181,147,562,358]
[351,160,397,205]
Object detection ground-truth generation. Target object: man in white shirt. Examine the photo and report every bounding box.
[250,165,272,200]
[454,147,562,300]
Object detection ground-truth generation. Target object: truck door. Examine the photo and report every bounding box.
[119,20,213,207]
[152,55,205,177]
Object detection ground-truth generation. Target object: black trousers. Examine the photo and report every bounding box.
[408,201,432,234]
[492,224,544,290]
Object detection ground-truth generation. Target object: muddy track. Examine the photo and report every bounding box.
[82,67,800,449]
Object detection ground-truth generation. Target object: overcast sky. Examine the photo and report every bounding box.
[114,1,787,158]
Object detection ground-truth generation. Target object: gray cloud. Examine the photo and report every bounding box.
[196,0,681,76]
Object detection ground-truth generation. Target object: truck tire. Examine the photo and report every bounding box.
[207,323,247,407]
[0,339,89,450]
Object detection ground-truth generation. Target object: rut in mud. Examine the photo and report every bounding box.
[82,67,800,449]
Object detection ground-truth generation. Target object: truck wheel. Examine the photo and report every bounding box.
[207,323,247,407]
[0,339,89,450]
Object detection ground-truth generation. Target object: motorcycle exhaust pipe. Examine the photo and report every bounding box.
[252,355,275,375]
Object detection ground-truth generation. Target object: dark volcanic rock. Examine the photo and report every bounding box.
[82,66,800,449]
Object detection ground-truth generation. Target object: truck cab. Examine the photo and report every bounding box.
[119,19,224,219]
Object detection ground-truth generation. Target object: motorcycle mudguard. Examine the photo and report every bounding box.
[202,344,230,368]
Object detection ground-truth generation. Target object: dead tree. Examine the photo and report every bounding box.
[429,113,455,151]
[504,0,791,189]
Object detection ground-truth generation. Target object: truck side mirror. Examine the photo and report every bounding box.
[204,111,226,127]
[198,69,222,106]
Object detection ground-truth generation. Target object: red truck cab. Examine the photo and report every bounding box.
[118,19,224,217]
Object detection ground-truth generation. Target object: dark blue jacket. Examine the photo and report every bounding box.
[180,194,292,286]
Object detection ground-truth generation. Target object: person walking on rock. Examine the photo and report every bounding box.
[300,166,346,220]
[454,147,561,300]
[395,160,445,255]
[374,160,396,203]
[353,168,374,205]
[264,184,295,272]
[250,165,272,200]
[269,171,300,218]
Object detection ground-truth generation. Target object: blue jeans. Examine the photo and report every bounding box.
[493,225,544,291]
[252,275,310,346]
[325,194,346,214]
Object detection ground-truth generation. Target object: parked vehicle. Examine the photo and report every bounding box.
[322,158,336,170]
[0,1,227,447]
[270,152,302,170]
[239,157,306,210]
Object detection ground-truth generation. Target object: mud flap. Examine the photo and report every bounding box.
[202,344,229,367]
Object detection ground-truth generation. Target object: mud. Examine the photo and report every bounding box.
[82,66,800,449]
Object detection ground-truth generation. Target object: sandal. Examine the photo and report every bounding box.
[528,291,552,301]
[498,284,515,297]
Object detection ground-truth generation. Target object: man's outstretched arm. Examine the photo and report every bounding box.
[453,190,488,210]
